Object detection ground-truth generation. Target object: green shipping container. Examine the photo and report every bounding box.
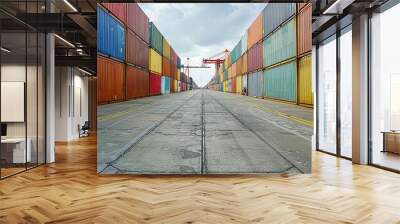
[263,18,296,68]
[264,60,297,102]
[149,22,163,54]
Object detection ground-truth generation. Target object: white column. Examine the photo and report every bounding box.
[352,14,369,164]
[46,32,55,163]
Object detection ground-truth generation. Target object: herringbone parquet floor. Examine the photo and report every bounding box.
[1,136,400,224]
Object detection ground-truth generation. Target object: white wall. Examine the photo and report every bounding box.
[55,66,89,141]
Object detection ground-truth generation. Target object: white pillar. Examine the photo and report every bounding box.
[46,32,55,163]
[352,14,369,164]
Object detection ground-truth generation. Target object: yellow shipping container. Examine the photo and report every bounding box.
[224,80,228,92]
[242,52,248,74]
[162,38,171,59]
[298,54,313,105]
[149,48,162,74]
[228,66,232,79]
[176,69,179,80]
[224,59,228,72]
[236,75,242,93]
[174,80,178,92]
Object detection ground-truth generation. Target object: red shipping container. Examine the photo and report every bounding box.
[232,78,236,93]
[170,64,176,79]
[297,4,312,55]
[126,65,149,99]
[162,57,171,76]
[127,3,149,43]
[247,43,263,72]
[97,56,125,104]
[126,29,148,69]
[102,3,126,25]
[149,73,161,96]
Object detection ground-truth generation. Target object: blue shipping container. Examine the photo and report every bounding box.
[264,60,297,102]
[97,6,125,61]
[263,3,296,37]
[161,76,170,94]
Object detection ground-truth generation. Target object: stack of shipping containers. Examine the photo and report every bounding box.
[97,3,189,105]
[211,3,312,107]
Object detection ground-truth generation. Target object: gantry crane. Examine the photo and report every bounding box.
[178,58,210,89]
[202,49,230,79]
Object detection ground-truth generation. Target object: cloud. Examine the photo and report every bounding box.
[139,3,266,87]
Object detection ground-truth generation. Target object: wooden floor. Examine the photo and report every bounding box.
[1,135,400,223]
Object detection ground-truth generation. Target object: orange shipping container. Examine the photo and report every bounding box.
[97,56,125,104]
[297,3,312,55]
[162,57,171,77]
[247,14,263,49]
[298,2,308,12]
[236,57,242,76]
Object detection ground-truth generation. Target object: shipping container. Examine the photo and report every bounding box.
[162,57,171,77]
[149,48,162,74]
[242,74,248,94]
[127,3,149,43]
[298,55,313,105]
[97,6,125,61]
[227,53,232,67]
[247,14,263,49]
[161,76,170,94]
[232,62,236,78]
[240,33,247,55]
[149,72,161,96]
[298,2,309,12]
[162,38,171,59]
[170,49,177,68]
[236,75,243,93]
[264,60,297,102]
[177,56,181,69]
[231,41,241,64]
[126,65,149,99]
[228,66,232,79]
[242,52,248,74]
[97,56,125,104]
[102,3,126,25]
[263,3,296,37]
[231,78,236,93]
[236,57,242,76]
[297,4,312,56]
[126,29,148,69]
[170,78,175,93]
[247,42,263,72]
[149,22,163,54]
[263,18,296,68]
[248,71,263,97]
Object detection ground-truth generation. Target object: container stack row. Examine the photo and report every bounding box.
[210,3,313,107]
[97,3,191,105]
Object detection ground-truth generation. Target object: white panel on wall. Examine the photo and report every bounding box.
[1,81,25,122]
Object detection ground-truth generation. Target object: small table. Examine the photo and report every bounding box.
[382,131,400,154]
[1,138,31,164]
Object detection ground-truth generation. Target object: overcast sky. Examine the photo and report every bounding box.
[139,3,266,87]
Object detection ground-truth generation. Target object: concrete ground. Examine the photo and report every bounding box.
[98,89,313,174]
